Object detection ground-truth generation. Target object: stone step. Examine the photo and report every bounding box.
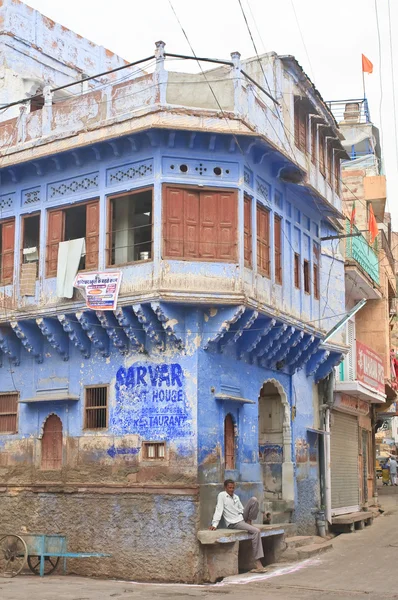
[281,539,333,562]
[285,535,317,549]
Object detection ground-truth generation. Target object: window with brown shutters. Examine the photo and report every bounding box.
[274,215,282,284]
[0,393,18,433]
[294,253,300,288]
[294,98,308,152]
[224,414,235,470]
[319,133,326,177]
[0,219,15,285]
[334,154,340,194]
[311,120,317,164]
[107,189,152,266]
[163,186,237,261]
[327,142,333,184]
[257,203,270,276]
[41,414,63,470]
[303,259,310,294]
[244,195,252,267]
[313,242,320,299]
[46,200,99,277]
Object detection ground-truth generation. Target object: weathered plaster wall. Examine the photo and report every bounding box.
[0,491,201,583]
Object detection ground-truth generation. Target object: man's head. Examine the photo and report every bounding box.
[224,479,235,496]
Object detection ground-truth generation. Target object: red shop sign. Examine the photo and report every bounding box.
[356,341,385,393]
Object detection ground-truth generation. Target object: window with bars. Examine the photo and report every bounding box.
[257,203,270,276]
[294,253,300,289]
[274,215,282,284]
[224,414,235,470]
[0,393,18,433]
[142,441,166,460]
[84,386,108,430]
[303,259,310,294]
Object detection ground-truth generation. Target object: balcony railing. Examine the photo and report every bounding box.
[326,98,371,125]
[344,220,379,285]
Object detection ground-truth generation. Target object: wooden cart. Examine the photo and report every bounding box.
[0,533,110,577]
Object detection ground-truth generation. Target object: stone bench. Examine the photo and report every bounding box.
[197,525,286,582]
[331,511,374,533]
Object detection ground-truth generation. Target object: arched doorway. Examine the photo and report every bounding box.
[224,414,235,470]
[41,414,63,470]
[258,380,293,502]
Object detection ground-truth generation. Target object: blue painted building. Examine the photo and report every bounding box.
[0,7,347,582]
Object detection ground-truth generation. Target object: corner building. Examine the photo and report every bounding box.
[0,1,346,582]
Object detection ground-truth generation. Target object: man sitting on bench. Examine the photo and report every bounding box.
[209,478,265,572]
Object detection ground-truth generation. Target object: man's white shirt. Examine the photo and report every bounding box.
[211,491,244,528]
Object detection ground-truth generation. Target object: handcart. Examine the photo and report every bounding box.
[0,533,111,577]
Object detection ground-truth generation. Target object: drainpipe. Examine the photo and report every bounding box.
[321,371,334,525]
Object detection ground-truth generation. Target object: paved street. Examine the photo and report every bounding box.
[2,489,398,600]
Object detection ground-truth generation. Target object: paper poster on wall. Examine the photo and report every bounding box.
[73,271,122,310]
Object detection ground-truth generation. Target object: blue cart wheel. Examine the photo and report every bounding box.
[0,535,28,578]
[27,555,60,576]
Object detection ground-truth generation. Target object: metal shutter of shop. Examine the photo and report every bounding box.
[331,411,360,513]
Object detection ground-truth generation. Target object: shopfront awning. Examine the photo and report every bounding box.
[334,380,386,404]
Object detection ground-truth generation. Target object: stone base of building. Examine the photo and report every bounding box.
[0,488,202,583]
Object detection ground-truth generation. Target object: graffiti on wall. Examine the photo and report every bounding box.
[259,444,283,463]
[112,363,193,439]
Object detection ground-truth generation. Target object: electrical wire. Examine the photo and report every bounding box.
[290,0,316,82]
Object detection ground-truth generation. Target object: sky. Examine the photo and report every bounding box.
[25,0,398,227]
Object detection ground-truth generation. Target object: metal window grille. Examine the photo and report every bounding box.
[142,441,165,460]
[0,393,18,433]
[85,386,108,430]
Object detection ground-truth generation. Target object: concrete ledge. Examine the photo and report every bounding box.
[198,524,285,545]
[332,511,373,525]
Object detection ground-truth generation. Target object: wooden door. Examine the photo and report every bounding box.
[1,219,15,284]
[41,414,63,470]
[85,200,100,270]
[47,210,65,277]
[224,414,235,470]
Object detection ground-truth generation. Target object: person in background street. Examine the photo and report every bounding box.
[209,479,266,573]
[389,456,397,486]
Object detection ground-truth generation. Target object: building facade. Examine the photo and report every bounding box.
[0,2,347,582]
[328,98,397,515]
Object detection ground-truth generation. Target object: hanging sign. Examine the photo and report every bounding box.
[74,271,122,310]
[356,341,385,393]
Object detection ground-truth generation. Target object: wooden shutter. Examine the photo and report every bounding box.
[41,414,63,470]
[85,200,100,270]
[319,134,326,176]
[299,107,307,152]
[244,195,252,267]
[163,187,184,258]
[294,253,300,288]
[184,189,200,258]
[257,204,270,276]
[311,120,317,164]
[217,191,237,261]
[1,219,15,284]
[294,99,300,148]
[334,155,340,193]
[200,191,218,259]
[47,209,64,277]
[274,215,282,284]
[224,414,235,470]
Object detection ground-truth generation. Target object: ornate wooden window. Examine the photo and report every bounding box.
[163,186,237,261]
[41,415,63,470]
[244,195,252,267]
[224,414,235,470]
[257,204,270,276]
[0,218,15,285]
[46,200,99,277]
[274,215,282,284]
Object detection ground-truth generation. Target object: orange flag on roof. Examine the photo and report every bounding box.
[368,203,378,245]
[362,54,373,74]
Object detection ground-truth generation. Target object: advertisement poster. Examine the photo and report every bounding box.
[74,271,122,310]
[356,340,385,393]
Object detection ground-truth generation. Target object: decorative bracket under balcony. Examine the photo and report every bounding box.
[255,324,287,361]
[114,306,145,352]
[314,351,343,383]
[133,303,164,350]
[290,337,321,373]
[0,327,20,366]
[151,302,185,349]
[219,310,259,351]
[267,329,304,369]
[10,320,43,363]
[76,311,110,358]
[36,317,69,361]
[237,317,276,358]
[58,314,91,359]
[96,311,130,354]
[203,305,245,349]
[306,349,330,377]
